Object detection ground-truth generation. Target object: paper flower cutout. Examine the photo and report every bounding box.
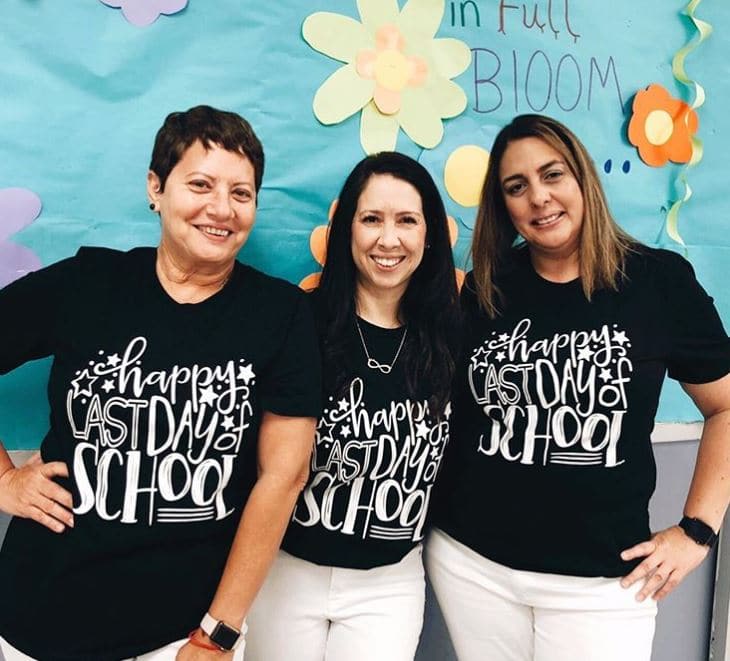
[299,207,464,290]
[0,188,42,288]
[303,0,471,154]
[443,144,489,207]
[99,0,188,27]
[356,25,428,115]
[628,84,698,167]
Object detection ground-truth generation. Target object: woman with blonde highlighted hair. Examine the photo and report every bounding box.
[470,114,634,318]
[427,114,730,661]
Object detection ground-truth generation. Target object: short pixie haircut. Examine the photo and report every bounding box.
[149,105,265,192]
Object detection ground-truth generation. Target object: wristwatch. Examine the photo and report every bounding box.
[678,516,718,548]
[200,612,243,651]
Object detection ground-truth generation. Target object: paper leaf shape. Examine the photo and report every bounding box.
[303,0,471,154]
[628,84,698,168]
[99,0,188,27]
[0,188,42,288]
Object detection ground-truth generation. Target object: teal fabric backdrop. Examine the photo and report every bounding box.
[1,0,728,448]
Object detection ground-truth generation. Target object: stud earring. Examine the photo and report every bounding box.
[149,203,156,211]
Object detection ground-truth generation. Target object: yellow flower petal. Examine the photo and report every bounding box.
[398,88,443,148]
[398,0,444,40]
[357,0,400,33]
[430,38,472,79]
[426,75,467,117]
[303,12,371,63]
[313,65,375,124]
[360,102,400,153]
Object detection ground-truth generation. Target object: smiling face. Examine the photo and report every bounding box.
[148,140,257,272]
[499,136,584,270]
[350,174,427,302]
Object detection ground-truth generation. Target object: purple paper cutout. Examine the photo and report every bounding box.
[99,0,188,27]
[0,188,42,288]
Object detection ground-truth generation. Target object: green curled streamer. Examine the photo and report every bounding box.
[665,0,713,246]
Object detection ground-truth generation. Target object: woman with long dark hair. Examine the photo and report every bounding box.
[427,113,730,661]
[246,152,460,661]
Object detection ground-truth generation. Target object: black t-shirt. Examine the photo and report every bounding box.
[282,303,450,569]
[433,246,730,577]
[0,247,321,661]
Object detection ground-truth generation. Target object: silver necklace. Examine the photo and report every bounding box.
[355,318,408,374]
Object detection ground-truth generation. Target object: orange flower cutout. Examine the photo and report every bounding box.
[628,84,698,167]
[299,207,464,291]
[355,24,427,115]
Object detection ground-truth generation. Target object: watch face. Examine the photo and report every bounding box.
[212,622,240,651]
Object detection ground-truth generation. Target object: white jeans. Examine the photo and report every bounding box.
[425,528,657,661]
[0,635,245,661]
[245,546,425,661]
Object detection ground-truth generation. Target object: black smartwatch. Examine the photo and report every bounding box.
[200,612,243,651]
[678,516,718,548]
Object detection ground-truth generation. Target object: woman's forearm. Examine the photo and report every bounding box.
[683,408,730,530]
[206,469,307,628]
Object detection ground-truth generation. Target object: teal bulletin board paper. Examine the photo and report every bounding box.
[0,0,728,448]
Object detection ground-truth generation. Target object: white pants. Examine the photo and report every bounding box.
[245,546,425,661]
[425,528,657,661]
[0,634,245,661]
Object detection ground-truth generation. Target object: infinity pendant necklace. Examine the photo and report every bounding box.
[355,318,408,374]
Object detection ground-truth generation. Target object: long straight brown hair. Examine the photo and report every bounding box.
[470,114,636,317]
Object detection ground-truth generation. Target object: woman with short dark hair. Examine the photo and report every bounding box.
[0,105,321,660]
[427,113,730,661]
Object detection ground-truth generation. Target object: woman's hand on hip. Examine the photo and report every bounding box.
[0,452,74,532]
[619,526,709,601]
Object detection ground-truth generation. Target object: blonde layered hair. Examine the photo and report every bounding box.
[471,114,636,317]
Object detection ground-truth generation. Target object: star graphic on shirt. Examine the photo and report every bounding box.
[444,402,452,419]
[199,385,217,406]
[316,417,337,444]
[430,446,441,460]
[470,345,491,369]
[495,350,506,362]
[612,330,629,345]
[498,333,510,342]
[71,369,98,398]
[415,421,430,439]
[577,346,594,361]
[101,379,115,393]
[106,353,121,367]
[599,368,612,383]
[238,363,255,384]
[338,398,349,411]
[341,424,351,438]
[221,415,235,431]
